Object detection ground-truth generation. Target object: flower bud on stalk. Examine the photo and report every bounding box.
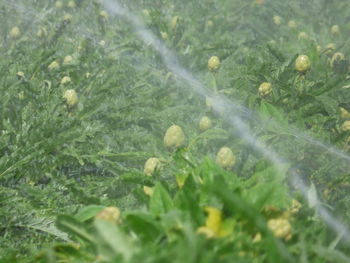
[199,116,212,132]
[143,157,161,176]
[216,147,236,170]
[258,82,272,97]
[208,56,220,72]
[295,55,311,73]
[164,125,185,148]
[63,89,78,106]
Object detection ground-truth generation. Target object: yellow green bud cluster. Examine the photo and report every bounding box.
[199,116,212,132]
[164,125,185,148]
[208,56,220,72]
[295,55,311,73]
[216,147,236,170]
[258,82,272,97]
[63,89,78,106]
[267,217,292,240]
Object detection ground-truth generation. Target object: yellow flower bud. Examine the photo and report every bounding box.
[273,16,282,26]
[63,89,78,106]
[289,199,302,215]
[298,32,308,40]
[10,27,21,39]
[61,76,72,85]
[288,20,297,29]
[99,40,106,47]
[100,10,109,19]
[199,116,212,132]
[171,16,180,29]
[164,125,185,148]
[267,218,292,240]
[63,14,73,22]
[95,207,121,224]
[142,9,150,16]
[340,107,350,119]
[37,27,47,38]
[316,45,322,53]
[208,56,220,71]
[67,1,76,8]
[55,1,63,8]
[341,120,350,132]
[63,55,73,65]
[258,82,272,97]
[255,0,264,5]
[143,157,161,176]
[331,25,340,35]
[48,61,60,70]
[295,55,311,73]
[143,186,154,196]
[161,32,168,40]
[204,206,222,234]
[253,232,262,243]
[16,71,25,78]
[216,147,236,170]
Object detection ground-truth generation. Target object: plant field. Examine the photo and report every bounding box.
[1,0,350,262]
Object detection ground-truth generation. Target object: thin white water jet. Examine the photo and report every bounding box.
[101,0,350,243]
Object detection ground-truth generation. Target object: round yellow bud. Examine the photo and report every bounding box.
[63,14,73,22]
[37,27,47,38]
[340,107,350,119]
[164,125,185,148]
[341,120,350,132]
[99,40,106,47]
[288,20,297,29]
[289,199,302,215]
[316,45,322,53]
[267,218,292,240]
[255,0,264,5]
[61,76,72,85]
[48,61,60,70]
[55,1,63,8]
[216,147,236,170]
[161,32,168,40]
[143,157,161,176]
[258,82,272,97]
[208,56,220,71]
[143,186,154,196]
[171,16,180,29]
[295,55,311,73]
[10,27,21,39]
[67,1,76,8]
[298,32,308,40]
[142,9,150,16]
[16,71,25,78]
[63,89,78,106]
[63,55,73,65]
[100,10,109,19]
[199,116,212,132]
[331,25,340,35]
[95,206,121,224]
[273,16,282,26]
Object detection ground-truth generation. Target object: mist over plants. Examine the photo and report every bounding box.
[1,0,350,262]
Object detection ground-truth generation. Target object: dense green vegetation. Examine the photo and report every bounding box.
[1,0,350,262]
